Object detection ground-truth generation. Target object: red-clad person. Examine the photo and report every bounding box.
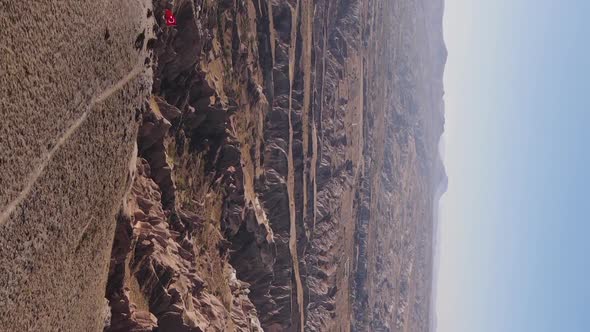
[165,9,176,26]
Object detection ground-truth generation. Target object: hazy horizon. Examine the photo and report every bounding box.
[438,0,590,331]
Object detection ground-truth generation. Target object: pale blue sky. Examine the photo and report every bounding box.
[438,1,590,331]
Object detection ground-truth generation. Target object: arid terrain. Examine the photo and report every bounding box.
[0,0,446,331]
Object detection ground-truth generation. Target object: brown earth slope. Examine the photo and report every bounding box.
[0,0,445,330]
[0,0,154,330]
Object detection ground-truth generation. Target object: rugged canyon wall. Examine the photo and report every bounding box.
[104,0,447,330]
[0,0,446,331]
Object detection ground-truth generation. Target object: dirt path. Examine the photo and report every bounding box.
[286,0,306,329]
[301,0,313,242]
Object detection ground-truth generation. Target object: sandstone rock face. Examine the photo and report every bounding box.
[105,157,262,332]
[1,0,445,330]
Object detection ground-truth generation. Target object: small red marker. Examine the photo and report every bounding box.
[165,9,177,27]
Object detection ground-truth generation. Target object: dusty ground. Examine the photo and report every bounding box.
[0,0,153,330]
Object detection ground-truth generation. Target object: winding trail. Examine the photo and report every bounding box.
[0,61,146,226]
[286,0,305,330]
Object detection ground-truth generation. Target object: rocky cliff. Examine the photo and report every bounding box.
[0,0,445,331]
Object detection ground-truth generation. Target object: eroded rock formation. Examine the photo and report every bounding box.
[104,0,446,330]
[1,0,445,330]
